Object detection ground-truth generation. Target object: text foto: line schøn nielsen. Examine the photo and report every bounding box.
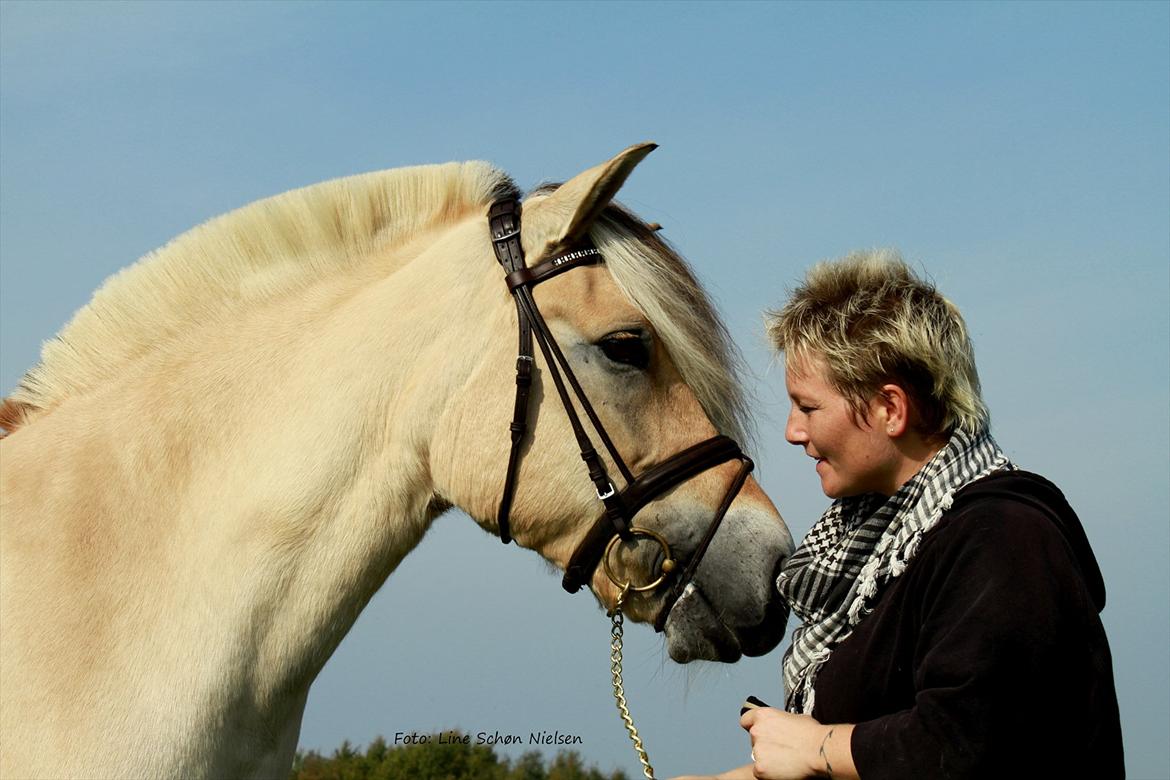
[393,730,583,746]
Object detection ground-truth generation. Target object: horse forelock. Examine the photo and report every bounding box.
[592,205,753,448]
[6,162,519,426]
[521,182,750,447]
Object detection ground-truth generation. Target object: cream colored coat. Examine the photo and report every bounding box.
[0,145,793,779]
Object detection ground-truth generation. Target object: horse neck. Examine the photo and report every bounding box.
[9,223,505,742]
[161,228,505,686]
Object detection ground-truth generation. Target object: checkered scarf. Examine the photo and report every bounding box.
[777,428,1013,714]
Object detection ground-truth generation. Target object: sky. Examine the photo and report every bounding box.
[1,1,1167,777]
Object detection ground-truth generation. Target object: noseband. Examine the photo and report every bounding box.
[488,198,754,631]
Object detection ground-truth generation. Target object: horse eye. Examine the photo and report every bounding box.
[598,332,650,370]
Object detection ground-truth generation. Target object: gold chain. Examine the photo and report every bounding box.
[610,585,656,780]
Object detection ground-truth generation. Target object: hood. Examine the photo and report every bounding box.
[955,470,1107,611]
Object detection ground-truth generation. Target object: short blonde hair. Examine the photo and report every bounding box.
[766,250,988,436]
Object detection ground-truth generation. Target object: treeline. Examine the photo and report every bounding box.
[291,733,630,780]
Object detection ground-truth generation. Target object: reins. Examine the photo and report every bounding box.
[488,197,755,778]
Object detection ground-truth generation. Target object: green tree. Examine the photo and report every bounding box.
[290,733,629,780]
[506,751,548,780]
[547,751,626,780]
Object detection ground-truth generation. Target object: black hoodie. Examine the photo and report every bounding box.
[809,471,1125,779]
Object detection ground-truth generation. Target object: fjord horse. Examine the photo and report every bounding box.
[0,144,793,779]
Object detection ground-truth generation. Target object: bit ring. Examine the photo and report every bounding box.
[603,527,676,593]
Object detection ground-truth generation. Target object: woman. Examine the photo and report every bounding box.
[677,251,1123,779]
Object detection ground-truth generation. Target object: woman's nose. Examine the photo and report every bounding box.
[785,409,807,446]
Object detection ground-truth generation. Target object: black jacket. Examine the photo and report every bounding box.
[810,471,1124,779]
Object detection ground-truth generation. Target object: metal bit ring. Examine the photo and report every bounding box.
[603,527,676,593]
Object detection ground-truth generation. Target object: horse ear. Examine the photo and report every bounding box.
[529,142,657,249]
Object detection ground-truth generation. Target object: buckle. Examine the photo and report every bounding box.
[596,482,616,500]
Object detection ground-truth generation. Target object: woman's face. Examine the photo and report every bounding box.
[784,355,901,498]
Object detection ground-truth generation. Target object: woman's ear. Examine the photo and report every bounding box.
[875,383,913,437]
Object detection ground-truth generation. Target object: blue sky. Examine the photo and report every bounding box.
[2,2,1167,777]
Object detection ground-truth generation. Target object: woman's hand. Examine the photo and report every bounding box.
[739,708,857,779]
[669,709,856,780]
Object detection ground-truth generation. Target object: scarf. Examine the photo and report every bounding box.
[777,427,1013,714]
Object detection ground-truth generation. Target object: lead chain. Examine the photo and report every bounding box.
[610,585,656,780]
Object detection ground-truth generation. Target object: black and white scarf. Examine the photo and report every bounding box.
[777,427,1014,714]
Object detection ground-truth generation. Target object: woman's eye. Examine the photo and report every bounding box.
[598,332,650,370]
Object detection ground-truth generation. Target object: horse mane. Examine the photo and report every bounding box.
[4,166,749,448]
[2,162,518,435]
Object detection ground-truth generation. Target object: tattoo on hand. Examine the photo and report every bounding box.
[819,727,835,779]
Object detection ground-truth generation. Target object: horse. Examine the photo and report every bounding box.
[0,143,794,779]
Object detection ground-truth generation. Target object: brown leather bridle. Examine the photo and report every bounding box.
[488,198,755,631]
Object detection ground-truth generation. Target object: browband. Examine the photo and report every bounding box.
[505,247,603,291]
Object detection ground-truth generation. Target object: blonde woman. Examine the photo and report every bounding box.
[678,252,1123,779]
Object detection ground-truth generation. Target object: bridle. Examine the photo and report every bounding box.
[488,197,755,632]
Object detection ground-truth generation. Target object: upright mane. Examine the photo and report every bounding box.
[3,165,748,447]
[2,162,518,432]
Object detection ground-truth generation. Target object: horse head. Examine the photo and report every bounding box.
[431,144,794,662]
